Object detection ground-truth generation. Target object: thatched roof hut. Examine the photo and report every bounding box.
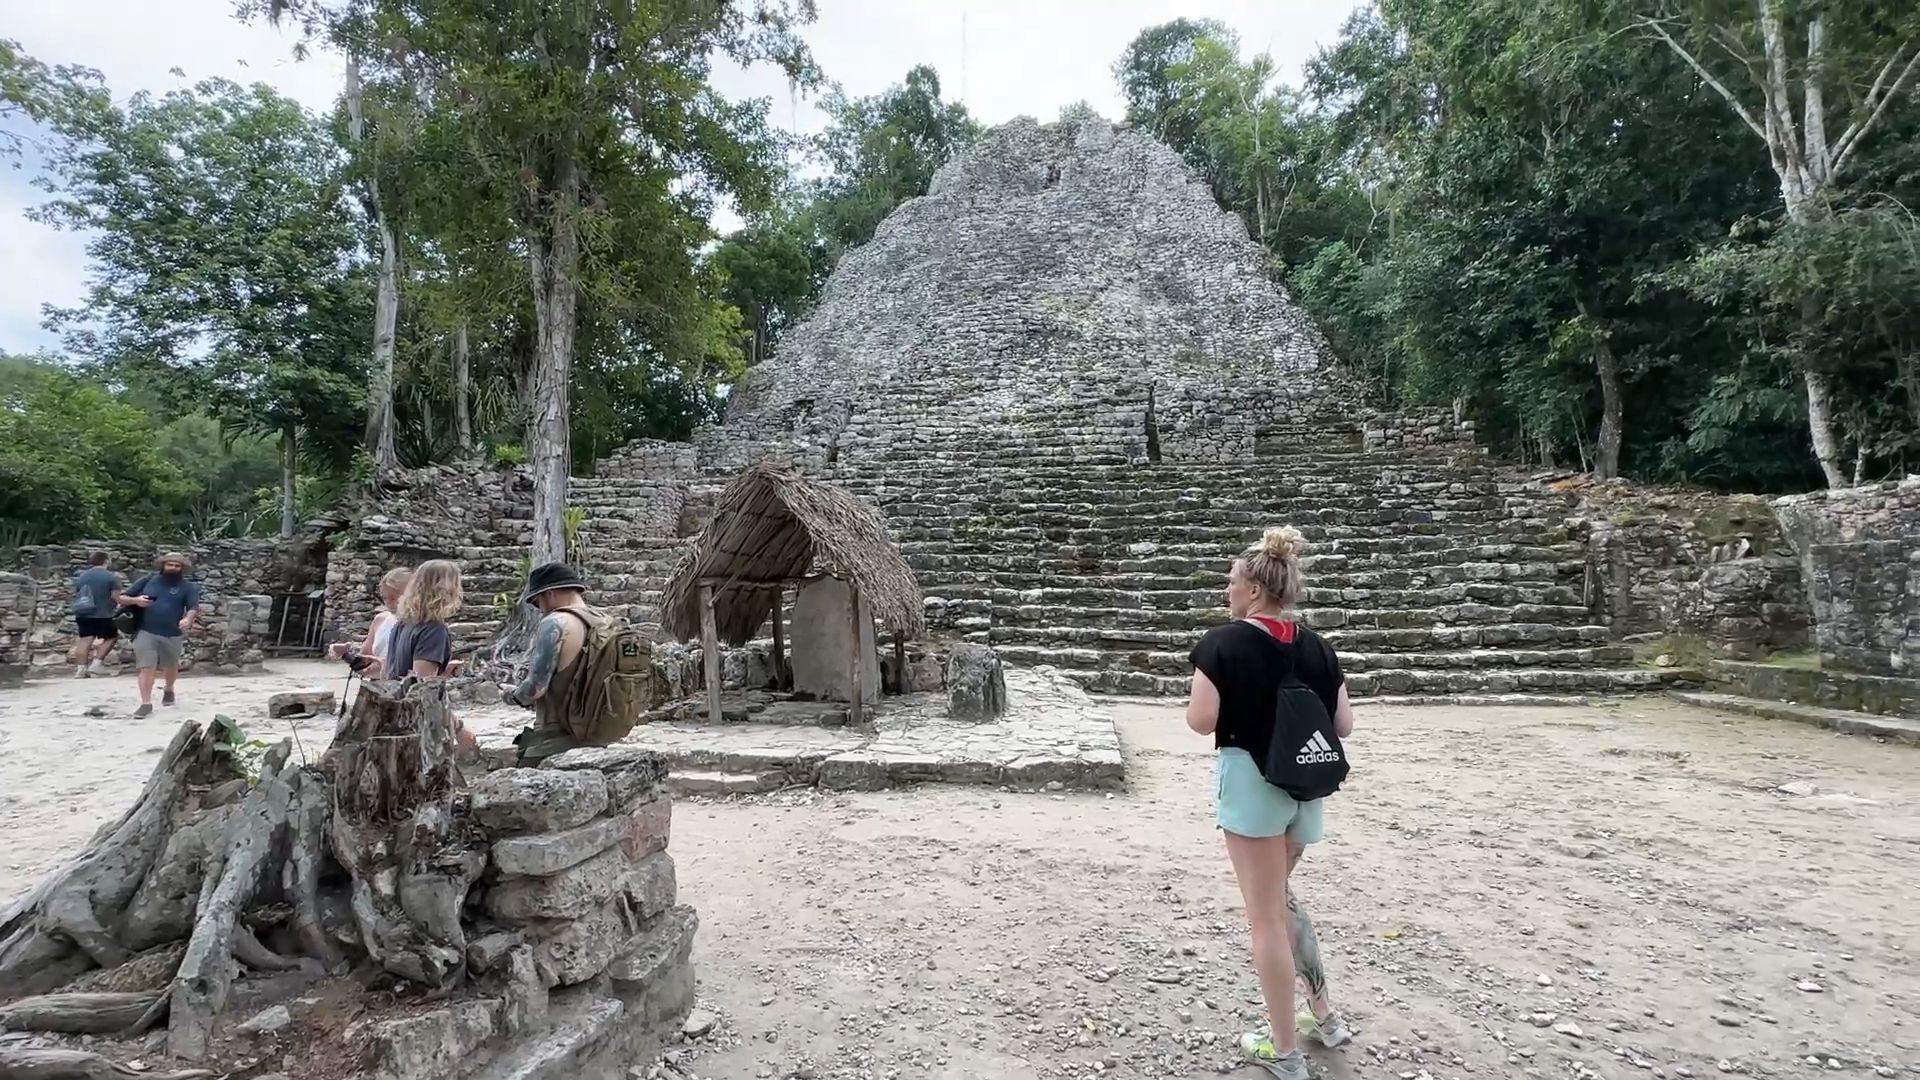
[659,463,925,647]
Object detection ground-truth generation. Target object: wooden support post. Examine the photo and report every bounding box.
[700,584,723,723]
[891,631,906,696]
[846,582,865,726]
[770,591,788,691]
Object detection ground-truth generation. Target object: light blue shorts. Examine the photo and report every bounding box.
[1216,748,1326,841]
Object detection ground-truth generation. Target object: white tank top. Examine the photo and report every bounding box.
[372,614,397,658]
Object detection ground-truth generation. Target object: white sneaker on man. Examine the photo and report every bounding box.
[88,659,109,677]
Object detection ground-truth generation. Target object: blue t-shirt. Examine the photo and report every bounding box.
[71,567,120,616]
[128,574,204,638]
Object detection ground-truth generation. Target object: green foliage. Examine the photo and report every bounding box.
[1117,1,1918,491]
[491,442,529,468]
[0,356,288,542]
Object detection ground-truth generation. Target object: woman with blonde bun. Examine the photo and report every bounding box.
[1187,526,1357,1078]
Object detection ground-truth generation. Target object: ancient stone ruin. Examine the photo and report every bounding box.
[0,683,695,1079]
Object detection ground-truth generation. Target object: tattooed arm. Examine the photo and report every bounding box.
[507,615,564,707]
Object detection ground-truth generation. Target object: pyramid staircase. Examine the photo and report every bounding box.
[813,415,1676,701]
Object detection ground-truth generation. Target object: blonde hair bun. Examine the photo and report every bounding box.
[1261,526,1306,561]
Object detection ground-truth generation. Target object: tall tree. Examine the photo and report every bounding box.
[809,64,979,254]
[30,75,368,536]
[261,0,816,564]
[1640,1,1920,487]
[342,57,403,477]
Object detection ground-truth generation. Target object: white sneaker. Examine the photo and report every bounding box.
[88,660,109,676]
[76,665,89,678]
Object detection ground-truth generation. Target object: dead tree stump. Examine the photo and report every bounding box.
[323,678,483,988]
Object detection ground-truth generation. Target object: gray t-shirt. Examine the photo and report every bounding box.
[387,620,452,674]
[71,567,120,616]
[127,574,204,638]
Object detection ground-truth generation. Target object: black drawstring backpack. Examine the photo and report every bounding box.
[1256,626,1350,801]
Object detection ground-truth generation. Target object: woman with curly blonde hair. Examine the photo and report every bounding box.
[1187,527,1357,1078]
[387,559,463,677]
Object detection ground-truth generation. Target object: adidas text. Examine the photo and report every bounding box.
[1295,731,1341,765]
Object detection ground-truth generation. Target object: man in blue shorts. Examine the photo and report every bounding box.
[118,552,202,718]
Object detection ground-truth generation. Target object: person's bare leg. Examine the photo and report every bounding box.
[71,636,91,673]
[161,665,179,701]
[1286,841,1332,1017]
[136,666,156,705]
[1225,830,1299,1052]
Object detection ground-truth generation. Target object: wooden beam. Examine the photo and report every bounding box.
[696,573,822,588]
[846,582,865,726]
[891,631,906,696]
[700,584,723,724]
[770,591,788,691]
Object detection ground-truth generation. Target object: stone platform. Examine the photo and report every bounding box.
[461,667,1124,794]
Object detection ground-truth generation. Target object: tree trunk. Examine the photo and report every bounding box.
[346,56,401,480]
[1593,337,1624,481]
[1803,368,1849,488]
[452,319,473,452]
[278,425,297,539]
[0,992,164,1035]
[525,156,582,567]
[322,679,480,988]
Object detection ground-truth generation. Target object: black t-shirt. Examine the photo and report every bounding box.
[1190,621,1346,763]
[387,620,452,675]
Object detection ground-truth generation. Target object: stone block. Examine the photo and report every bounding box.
[490,795,669,877]
[488,845,632,922]
[470,768,608,835]
[500,944,549,1036]
[545,745,669,807]
[266,689,335,718]
[606,904,699,986]
[356,998,500,1080]
[527,898,637,988]
[466,931,524,974]
[946,643,1008,721]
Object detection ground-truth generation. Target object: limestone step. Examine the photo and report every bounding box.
[1704,660,1920,718]
[994,643,1635,676]
[466,989,625,1080]
[994,601,1593,633]
[985,622,1613,652]
[914,559,1578,596]
[980,582,1582,611]
[1062,665,1681,698]
[668,768,789,796]
[1668,691,1920,745]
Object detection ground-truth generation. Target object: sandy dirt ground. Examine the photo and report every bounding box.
[3,664,1917,1080]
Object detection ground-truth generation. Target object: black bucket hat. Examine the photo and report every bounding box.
[522,562,589,603]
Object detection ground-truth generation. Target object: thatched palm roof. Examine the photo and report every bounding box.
[659,463,926,646]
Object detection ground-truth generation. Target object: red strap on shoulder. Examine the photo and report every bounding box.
[1249,617,1297,643]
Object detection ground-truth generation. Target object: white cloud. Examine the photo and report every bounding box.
[0,0,1358,355]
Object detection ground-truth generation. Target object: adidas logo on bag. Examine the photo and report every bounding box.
[1295,730,1342,765]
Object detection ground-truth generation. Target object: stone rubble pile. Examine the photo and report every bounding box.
[348,747,697,1080]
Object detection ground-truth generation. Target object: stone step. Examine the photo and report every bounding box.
[993,643,1635,676]
[914,559,1577,596]
[668,768,789,796]
[465,989,625,1080]
[981,582,1582,611]
[1704,660,1920,718]
[985,622,1613,652]
[1669,691,1920,745]
[994,601,1593,633]
[1062,665,1681,698]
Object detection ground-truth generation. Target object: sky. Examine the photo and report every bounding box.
[0,0,1361,356]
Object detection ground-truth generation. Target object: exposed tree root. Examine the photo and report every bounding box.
[0,1047,214,1080]
[0,991,163,1034]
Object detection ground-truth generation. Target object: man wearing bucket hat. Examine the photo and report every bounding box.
[505,562,599,765]
[118,552,204,718]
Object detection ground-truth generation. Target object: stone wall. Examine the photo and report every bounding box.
[1573,481,1810,658]
[322,463,532,643]
[350,747,697,1079]
[1773,478,1920,674]
[7,538,320,672]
